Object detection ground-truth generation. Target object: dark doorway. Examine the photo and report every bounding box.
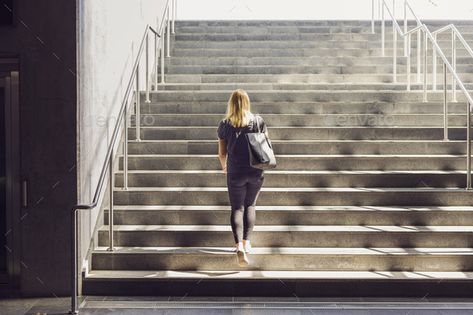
[0,85,5,274]
[0,61,20,285]
[0,0,13,26]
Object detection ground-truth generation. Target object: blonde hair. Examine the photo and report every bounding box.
[225,89,251,128]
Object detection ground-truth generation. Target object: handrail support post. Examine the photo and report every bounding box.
[393,14,397,83]
[172,0,176,34]
[372,0,375,34]
[166,8,171,58]
[407,33,411,90]
[443,63,449,141]
[452,29,457,102]
[123,107,129,190]
[107,150,115,252]
[417,28,421,83]
[467,101,472,189]
[432,33,437,91]
[69,210,78,315]
[423,30,428,102]
[135,66,141,141]
[160,32,165,84]
[145,32,151,104]
[403,0,407,56]
[381,3,385,57]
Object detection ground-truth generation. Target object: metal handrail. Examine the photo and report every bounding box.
[431,24,473,99]
[375,0,473,189]
[70,1,177,314]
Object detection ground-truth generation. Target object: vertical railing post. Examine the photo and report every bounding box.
[423,30,428,102]
[166,8,171,58]
[443,63,448,141]
[372,0,375,34]
[393,15,397,83]
[452,29,457,102]
[407,33,411,90]
[381,2,385,56]
[160,32,165,84]
[432,33,437,91]
[172,0,176,34]
[378,0,381,21]
[403,0,407,56]
[107,150,115,252]
[467,101,472,189]
[417,28,421,83]
[154,30,158,90]
[135,66,141,141]
[145,31,151,104]
[123,104,129,190]
[70,210,78,315]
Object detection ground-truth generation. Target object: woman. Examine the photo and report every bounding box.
[217,89,267,267]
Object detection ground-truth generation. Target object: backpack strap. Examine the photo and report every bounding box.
[228,114,259,154]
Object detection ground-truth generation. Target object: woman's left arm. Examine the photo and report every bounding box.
[218,139,228,173]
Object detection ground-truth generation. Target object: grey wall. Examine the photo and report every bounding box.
[77,0,167,280]
[0,0,167,297]
[0,0,77,296]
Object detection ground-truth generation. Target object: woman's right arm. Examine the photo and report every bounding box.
[218,139,227,173]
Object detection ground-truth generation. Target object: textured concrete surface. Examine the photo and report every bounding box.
[4,296,473,315]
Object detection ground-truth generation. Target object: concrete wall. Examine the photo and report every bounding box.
[177,0,473,20]
[0,0,77,296]
[77,0,167,280]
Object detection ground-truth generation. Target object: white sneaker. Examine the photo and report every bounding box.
[243,240,252,253]
[235,243,249,267]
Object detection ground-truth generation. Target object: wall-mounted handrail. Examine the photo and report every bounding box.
[70,1,177,314]
[376,0,473,189]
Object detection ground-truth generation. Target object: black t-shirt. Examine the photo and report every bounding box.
[217,113,267,173]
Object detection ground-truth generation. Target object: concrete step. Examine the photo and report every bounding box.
[171,47,472,58]
[139,101,468,114]
[147,91,467,103]
[125,140,466,155]
[173,31,473,40]
[112,187,473,206]
[130,113,467,127]
[153,83,427,91]
[173,32,473,42]
[164,56,473,67]
[114,170,467,188]
[171,38,467,49]
[91,246,473,271]
[158,65,426,75]
[105,205,473,226]
[98,224,473,247]
[158,64,473,75]
[124,126,473,142]
[120,154,469,171]
[174,33,382,41]
[161,73,473,84]
[174,21,473,29]
[82,269,473,297]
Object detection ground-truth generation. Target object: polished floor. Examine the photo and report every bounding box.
[2,297,473,315]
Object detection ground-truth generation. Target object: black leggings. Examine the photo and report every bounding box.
[226,169,265,244]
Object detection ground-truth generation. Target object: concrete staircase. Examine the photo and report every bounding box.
[83,21,473,297]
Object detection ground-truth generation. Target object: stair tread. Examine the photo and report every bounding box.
[92,246,473,255]
[98,225,473,232]
[127,126,470,129]
[116,170,467,174]
[111,205,473,211]
[123,154,466,157]
[114,187,469,192]
[85,270,473,280]
[126,139,466,143]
